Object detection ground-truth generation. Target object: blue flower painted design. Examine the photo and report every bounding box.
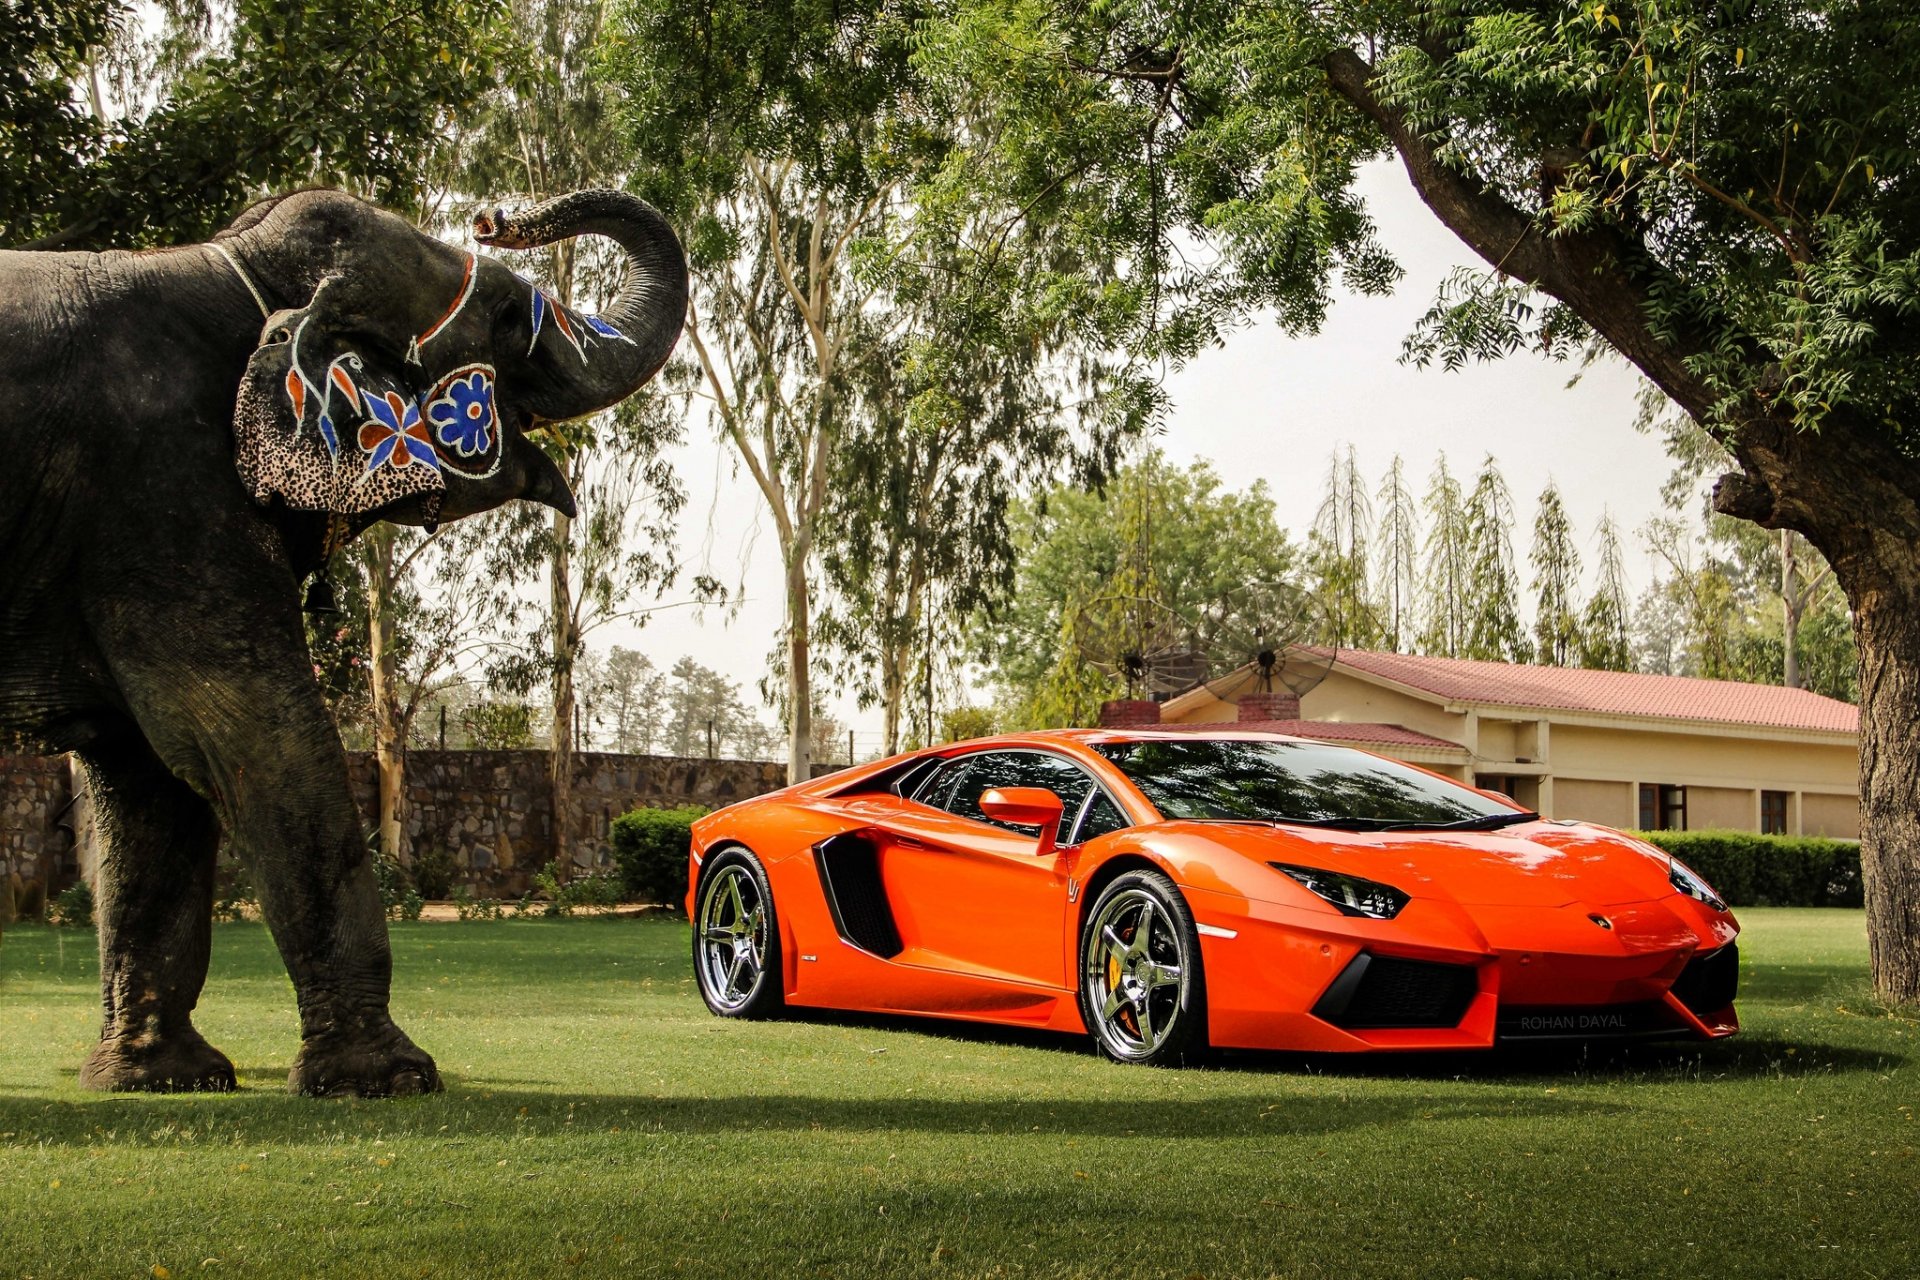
[425,366,496,459]
[358,390,440,474]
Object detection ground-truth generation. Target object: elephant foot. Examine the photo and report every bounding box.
[80,1028,237,1093]
[289,1023,441,1099]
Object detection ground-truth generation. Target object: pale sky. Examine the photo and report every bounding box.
[598,160,1685,754]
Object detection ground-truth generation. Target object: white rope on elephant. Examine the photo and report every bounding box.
[208,241,272,319]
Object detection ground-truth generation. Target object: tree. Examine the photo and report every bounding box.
[978,454,1300,728]
[605,0,940,784]
[1373,454,1422,652]
[1308,445,1376,646]
[1462,457,1529,664]
[1,1,505,249]
[592,646,667,754]
[458,0,685,870]
[1417,455,1471,658]
[482,444,682,867]
[1529,481,1582,666]
[660,658,779,761]
[1577,514,1634,672]
[920,0,1920,1000]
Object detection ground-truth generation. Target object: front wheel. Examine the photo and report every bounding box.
[1077,870,1207,1066]
[693,848,784,1019]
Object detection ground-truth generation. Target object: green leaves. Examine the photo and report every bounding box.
[3,0,511,249]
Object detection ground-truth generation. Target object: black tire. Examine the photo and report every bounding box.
[692,847,784,1019]
[1077,869,1208,1066]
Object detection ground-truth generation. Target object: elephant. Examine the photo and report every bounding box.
[0,188,687,1096]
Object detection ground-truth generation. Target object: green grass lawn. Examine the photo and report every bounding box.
[2,910,1913,1279]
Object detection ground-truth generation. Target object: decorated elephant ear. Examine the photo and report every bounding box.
[233,276,458,523]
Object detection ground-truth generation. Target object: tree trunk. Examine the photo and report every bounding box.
[365,526,406,865]
[1852,570,1920,1003]
[785,546,813,786]
[549,488,576,879]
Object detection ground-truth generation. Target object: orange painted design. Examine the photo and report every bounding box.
[689,728,1742,1055]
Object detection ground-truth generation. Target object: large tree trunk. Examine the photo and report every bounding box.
[1850,565,1920,1002]
[1717,424,1920,1005]
[364,526,406,865]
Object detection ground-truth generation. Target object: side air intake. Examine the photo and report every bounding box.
[813,833,903,959]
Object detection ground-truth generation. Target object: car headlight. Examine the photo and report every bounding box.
[1270,862,1410,920]
[1668,857,1727,912]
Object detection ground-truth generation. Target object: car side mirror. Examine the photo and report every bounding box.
[979,787,1066,857]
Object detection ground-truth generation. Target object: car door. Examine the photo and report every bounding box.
[877,749,1101,993]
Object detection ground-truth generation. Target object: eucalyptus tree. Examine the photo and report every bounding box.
[1373,454,1422,652]
[1577,514,1634,672]
[916,0,1920,997]
[455,0,689,864]
[605,0,951,783]
[1529,481,1582,666]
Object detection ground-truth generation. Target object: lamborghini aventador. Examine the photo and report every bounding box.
[685,730,1740,1064]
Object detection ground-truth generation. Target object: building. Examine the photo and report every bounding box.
[1131,647,1859,838]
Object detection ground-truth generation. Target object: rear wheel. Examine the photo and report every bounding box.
[693,848,784,1019]
[1077,870,1207,1065]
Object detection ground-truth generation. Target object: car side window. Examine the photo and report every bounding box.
[931,751,1096,833]
[1071,789,1134,844]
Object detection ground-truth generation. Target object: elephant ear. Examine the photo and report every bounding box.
[233,277,448,521]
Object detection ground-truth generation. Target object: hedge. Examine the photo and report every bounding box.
[1629,829,1862,908]
[609,804,710,910]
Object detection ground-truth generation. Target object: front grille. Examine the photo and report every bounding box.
[1669,943,1739,1016]
[1497,1000,1681,1041]
[1313,954,1479,1029]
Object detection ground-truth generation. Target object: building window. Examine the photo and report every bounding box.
[1761,790,1790,835]
[1638,783,1688,831]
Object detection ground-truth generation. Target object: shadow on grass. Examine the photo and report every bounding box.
[772,1005,1904,1081]
[0,1081,1630,1147]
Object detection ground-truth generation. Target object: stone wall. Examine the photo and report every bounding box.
[344,749,792,893]
[1,755,77,918]
[1,749,798,902]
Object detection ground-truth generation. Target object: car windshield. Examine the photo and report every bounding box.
[1095,738,1529,831]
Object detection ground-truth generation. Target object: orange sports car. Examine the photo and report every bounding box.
[686,730,1740,1064]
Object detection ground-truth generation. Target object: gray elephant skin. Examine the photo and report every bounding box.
[0,189,687,1096]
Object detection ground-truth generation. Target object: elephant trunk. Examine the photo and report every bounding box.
[474,190,688,420]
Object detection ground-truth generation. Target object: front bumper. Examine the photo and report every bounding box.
[1186,887,1740,1053]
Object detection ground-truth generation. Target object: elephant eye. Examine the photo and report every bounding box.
[269,327,293,345]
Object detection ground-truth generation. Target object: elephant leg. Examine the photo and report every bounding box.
[216,701,439,1098]
[95,571,439,1099]
[75,734,235,1093]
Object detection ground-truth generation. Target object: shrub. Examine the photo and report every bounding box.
[451,886,503,921]
[48,880,94,929]
[371,851,424,921]
[609,805,709,910]
[1630,829,1863,908]
[410,847,456,900]
[530,862,625,917]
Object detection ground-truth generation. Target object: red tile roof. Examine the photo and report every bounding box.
[1159,719,1465,751]
[1312,647,1858,734]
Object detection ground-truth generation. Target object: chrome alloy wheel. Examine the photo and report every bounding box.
[696,863,769,1012]
[1083,887,1190,1059]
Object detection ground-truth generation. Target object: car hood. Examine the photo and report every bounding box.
[1157,819,1674,909]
